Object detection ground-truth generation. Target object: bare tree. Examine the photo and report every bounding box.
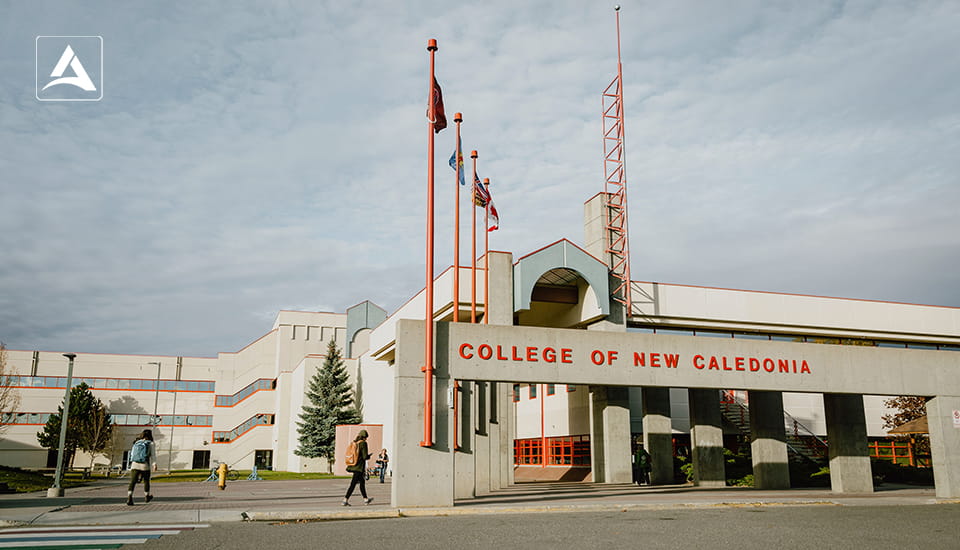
[0,343,22,435]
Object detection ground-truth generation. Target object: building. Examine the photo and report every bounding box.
[2,193,959,501]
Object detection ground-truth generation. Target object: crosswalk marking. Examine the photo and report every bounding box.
[0,524,208,550]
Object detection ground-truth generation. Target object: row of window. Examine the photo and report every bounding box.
[512,383,576,402]
[214,379,276,407]
[629,327,960,351]
[514,435,591,466]
[0,412,213,427]
[212,414,275,443]
[1,375,215,392]
[111,414,213,427]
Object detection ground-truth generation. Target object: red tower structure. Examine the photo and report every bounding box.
[601,6,632,315]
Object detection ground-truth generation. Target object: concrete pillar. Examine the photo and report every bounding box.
[590,386,632,483]
[391,320,454,507]
[688,388,726,487]
[924,395,960,498]
[823,393,873,494]
[454,380,474,499]
[473,381,491,495]
[496,381,515,487]
[641,387,674,485]
[485,251,514,490]
[747,390,790,489]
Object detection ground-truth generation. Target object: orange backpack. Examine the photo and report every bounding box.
[344,440,359,466]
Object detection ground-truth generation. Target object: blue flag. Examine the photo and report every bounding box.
[449,137,465,186]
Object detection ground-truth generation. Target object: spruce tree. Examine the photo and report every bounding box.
[37,382,112,468]
[295,339,362,470]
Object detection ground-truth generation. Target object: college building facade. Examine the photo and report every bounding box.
[2,193,959,502]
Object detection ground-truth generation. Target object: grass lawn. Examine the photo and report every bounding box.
[0,466,105,493]
[153,469,346,483]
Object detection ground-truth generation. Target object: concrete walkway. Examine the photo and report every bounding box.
[0,477,951,527]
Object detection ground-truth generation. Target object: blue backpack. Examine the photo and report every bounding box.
[131,439,150,463]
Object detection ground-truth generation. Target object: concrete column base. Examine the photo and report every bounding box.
[689,388,726,487]
[926,395,960,498]
[641,387,674,485]
[823,393,873,494]
[748,390,790,489]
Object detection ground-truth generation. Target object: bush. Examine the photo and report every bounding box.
[870,460,934,486]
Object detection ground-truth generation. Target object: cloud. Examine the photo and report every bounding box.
[1,1,958,356]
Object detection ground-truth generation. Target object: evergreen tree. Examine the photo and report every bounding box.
[37,382,112,468]
[295,339,362,470]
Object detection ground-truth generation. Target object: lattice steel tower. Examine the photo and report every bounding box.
[601,6,632,314]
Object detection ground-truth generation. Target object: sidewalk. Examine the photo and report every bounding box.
[0,477,951,527]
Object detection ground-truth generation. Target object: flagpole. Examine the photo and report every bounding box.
[483,177,491,325]
[470,150,479,324]
[453,113,462,324]
[422,38,438,448]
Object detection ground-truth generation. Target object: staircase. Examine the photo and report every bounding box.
[719,391,828,466]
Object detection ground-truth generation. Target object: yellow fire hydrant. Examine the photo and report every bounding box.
[216,462,229,490]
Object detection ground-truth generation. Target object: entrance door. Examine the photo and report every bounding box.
[192,450,210,470]
[254,450,273,471]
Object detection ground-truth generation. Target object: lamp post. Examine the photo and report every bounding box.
[47,353,76,498]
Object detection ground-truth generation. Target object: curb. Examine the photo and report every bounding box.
[245,500,840,522]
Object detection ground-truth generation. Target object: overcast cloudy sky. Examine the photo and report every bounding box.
[1,1,958,358]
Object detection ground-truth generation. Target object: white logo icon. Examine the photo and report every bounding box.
[42,45,97,92]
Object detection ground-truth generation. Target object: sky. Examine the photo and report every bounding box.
[1,1,958,358]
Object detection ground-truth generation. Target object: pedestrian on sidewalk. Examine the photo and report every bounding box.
[341,429,373,506]
[635,444,651,486]
[126,429,157,505]
[376,448,389,483]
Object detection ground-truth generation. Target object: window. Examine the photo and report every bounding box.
[567,385,576,392]
[254,450,274,471]
[546,384,555,396]
[512,384,520,403]
[529,384,537,399]
[192,450,211,470]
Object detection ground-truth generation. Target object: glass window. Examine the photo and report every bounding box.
[106,378,118,389]
[529,384,537,399]
[656,328,695,336]
[627,327,655,334]
[567,385,576,392]
[732,332,769,340]
[127,379,138,390]
[188,381,199,391]
[877,341,906,349]
[546,384,555,396]
[939,344,960,352]
[906,343,937,350]
[695,330,733,338]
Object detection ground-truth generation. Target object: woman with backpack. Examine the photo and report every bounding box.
[341,429,373,506]
[126,429,157,506]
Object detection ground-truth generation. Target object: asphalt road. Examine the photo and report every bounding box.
[140,504,960,550]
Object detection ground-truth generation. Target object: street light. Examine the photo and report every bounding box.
[47,353,76,498]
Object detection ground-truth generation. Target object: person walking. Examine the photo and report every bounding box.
[635,445,652,486]
[376,448,389,483]
[126,429,157,505]
[341,430,373,506]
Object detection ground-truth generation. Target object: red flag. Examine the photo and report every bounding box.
[428,77,447,133]
[487,201,499,232]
